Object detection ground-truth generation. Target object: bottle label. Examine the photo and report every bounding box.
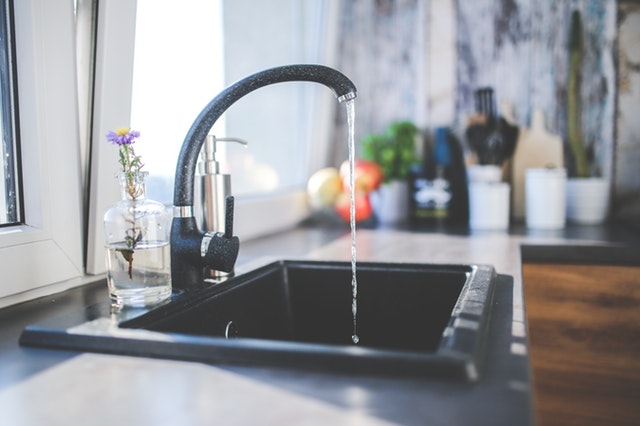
[412,177,452,218]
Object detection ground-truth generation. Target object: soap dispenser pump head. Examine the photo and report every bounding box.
[199,135,248,175]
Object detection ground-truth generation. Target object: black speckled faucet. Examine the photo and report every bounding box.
[171,64,357,288]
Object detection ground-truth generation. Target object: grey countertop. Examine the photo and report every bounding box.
[0,224,637,425]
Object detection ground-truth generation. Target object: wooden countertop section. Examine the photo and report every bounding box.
[524,263,640,425]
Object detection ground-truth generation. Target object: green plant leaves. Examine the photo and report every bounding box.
[361,121,419,181]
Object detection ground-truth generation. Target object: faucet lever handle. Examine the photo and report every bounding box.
[224,195,235,238]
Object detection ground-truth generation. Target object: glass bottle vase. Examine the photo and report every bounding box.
[103,171,172,307]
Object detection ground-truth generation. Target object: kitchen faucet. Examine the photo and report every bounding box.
[170,64,357,288]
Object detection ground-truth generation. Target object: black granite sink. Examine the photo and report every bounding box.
[20,260,496,380]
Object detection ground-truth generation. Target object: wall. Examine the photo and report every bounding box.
[615,2,640,224]
[332,0,639,222]
[456,0,615,179]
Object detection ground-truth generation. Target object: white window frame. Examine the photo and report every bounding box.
[0,0,84,307]
[85,0,137,275]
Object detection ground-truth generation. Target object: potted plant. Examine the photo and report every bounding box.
[565,10,609,224]
[361,121,419,224]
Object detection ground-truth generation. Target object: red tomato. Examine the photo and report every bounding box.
[334,192,373,223]
[339,159,384,194]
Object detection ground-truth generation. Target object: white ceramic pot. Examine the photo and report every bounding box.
[370,180,408,225]
[566,178,610,225]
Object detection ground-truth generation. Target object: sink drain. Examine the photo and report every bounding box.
[225,321,239,339]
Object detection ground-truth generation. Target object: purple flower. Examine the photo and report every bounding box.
[107,126,145,177]
[106,127,140,146]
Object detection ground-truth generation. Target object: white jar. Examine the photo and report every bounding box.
[525,168,566,230]
[469,182,510,231]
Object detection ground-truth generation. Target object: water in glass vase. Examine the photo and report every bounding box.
[105,241,172,307]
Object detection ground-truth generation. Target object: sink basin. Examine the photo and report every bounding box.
[21,260,496,380]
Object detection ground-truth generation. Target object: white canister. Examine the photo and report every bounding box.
[469,182,510,230]
[525,168,567,229]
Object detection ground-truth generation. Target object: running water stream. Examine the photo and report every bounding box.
[345,99,359,345]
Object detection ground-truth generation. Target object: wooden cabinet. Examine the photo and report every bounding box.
[523,263,640,425]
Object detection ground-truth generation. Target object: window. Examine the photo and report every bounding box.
[130,0,226,206]
[129,0,340,204]
[87,0,341,273]
[0,0,20,226]
[0,0,342,303]
[0,0,84,307]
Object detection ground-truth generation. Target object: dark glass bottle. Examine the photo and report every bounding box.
[409,127,468,229]
[445,130,469,228]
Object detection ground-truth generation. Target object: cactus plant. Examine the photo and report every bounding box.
[567,10,590,178]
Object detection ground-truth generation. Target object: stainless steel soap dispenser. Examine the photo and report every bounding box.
[195,135,248,278]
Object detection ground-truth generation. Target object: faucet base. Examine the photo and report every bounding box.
[170,216,239,289]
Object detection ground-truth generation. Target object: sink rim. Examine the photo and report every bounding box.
[20,260,497,381]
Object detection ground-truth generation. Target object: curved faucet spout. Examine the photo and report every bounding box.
[173,64,357,207]
[170,64,356,288]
